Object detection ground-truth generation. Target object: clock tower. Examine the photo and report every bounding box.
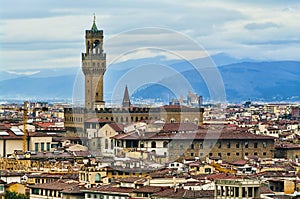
[82,15,106,110]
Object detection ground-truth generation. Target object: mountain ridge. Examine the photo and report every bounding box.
[1,57,299,103]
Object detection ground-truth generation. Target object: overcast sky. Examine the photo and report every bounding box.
[1,0,300,71]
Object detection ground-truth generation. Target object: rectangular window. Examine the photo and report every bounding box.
[236,143,240,148]
[254,142,258,148]
[46,142,50,151]
[191,153,194,157]
[263,152,267,156]
[199,142,203,149]
[227,142,231,148]
[105,139,108,149]
[97,139,101,149]
[217,142,222,148]
[236,152,240,156]
[190,144,194,149]
[41,143,45,151]
[180,144,184,149]
[263,142,267,148]
[35,143,39,152]
[254,152,258,156]
[227,153,231,156]
[245,142,249,148]
[32,188,39,194]
[218,153,222,157]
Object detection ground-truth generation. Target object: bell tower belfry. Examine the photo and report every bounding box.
[82,15,106,110]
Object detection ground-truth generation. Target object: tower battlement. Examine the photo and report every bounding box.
[82,53,106,60]
[85,30,103,37]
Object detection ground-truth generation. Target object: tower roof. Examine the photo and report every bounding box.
[122,85,131,108]
[91,14,98,32]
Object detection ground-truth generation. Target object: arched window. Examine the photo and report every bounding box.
[95,173,101,182]
[190,143,194,149]
[105,139,108,149]
[170,118,175,123]
[151,141,156,148]
[163,141,168,148]
[140,142,144,148]
[111,140,114,149]
[194,118,199,125]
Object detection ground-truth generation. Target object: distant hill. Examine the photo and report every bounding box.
[0,57,299,103]
[0,75,76,101]
[132,61,300,103]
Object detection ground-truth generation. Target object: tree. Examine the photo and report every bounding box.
[5,191,29,199]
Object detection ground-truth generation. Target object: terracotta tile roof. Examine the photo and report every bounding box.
[52,136,88,142]
[61,185,84,194]
[113,130,274,141]
[152,188,185,198]
[29,180,79,191]
[205,173,241,181]
[160,123,198,133]
[117,177,145,183]
[191,174,210,180]
[229,160,248,166]
[257,171,296,178]
[33,122,55,129]
[86,185,134,194]
[148,168,173,178]
[27,173,62,179]
[0,124,9,130]
[72,151,92,157]
[275,142,300,149]
[28,132,63,137]
[133,186,163,193]
[111,132,139,140]
[108,123,124,132]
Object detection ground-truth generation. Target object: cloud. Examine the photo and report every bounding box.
[244,39,300,46]
[6,70,40,76]
[244,22,280,30]
[1,0,300,70]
